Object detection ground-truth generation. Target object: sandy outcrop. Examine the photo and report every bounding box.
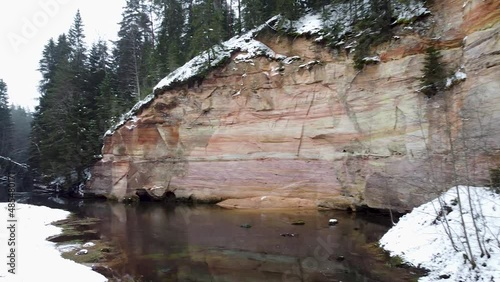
[88,0,500,211]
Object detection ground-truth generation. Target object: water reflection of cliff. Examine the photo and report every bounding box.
[79,203,422,281]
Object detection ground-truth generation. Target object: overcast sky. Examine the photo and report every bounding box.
[0,0,125,110]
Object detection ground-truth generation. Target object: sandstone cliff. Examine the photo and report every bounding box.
[88,0,500,211]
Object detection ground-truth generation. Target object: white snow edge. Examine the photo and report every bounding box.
[362,56,381,63]
[0,204,107,282]
[104,16,283,137]
[445,70,467,88]
[380,186,500,282]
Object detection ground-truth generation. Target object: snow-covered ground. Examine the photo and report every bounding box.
[0,203,106,282]
[380,186,500,281]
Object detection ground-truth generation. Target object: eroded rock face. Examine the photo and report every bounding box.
[88,0,500,211]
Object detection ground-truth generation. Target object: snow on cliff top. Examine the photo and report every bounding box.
[380,186,500,282]
[104,15,284,136]
[0,204,107,282]
[105,1,430,136]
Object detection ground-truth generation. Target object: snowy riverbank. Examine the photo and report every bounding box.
[0,203,106,282]
[380,186,500,281]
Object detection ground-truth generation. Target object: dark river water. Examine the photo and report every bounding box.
[19,194,421,282]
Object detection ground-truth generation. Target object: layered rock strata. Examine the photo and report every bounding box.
[89,0,500,211]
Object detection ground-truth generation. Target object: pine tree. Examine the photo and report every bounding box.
[32,12,119,187]
[241,0,276,31]
[275,0,303,23]
[36,46,75,177]
[156,0,186,74]
[38,39,58,94]
[235,0,242,33]
[68,9,87,84]
[0,79,13,158]
[96,72,122,131]
[86,40,117,149]
[66,12,107,183]
[189,0,230,58]
[114,0,155,107]
[32,17,93,184]
[352,0,393,69]
[10,106,32,164]
[420,46,447,98]
[31,36,67,175]
[370,0,392,32]
[226,0,237,37]
[87,41,108,90]
[305,0,331,11]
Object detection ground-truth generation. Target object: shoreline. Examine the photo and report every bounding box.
[0,203,107,281]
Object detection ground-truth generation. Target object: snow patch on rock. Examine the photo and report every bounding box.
[105,16,283,136]
[392,0,430,24]
[362,56,380,63]
[446,70,467,88]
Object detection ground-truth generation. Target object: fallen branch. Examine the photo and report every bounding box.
[0,156,29,170]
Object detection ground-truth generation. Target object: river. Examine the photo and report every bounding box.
[21,194,422,282]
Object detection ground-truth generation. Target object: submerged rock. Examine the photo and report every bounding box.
[83,242,96,248]
[76,249,88,256]
[291,220,305,225]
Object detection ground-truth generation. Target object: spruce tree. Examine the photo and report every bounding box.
[156,0,186,74]
[275,0,303,23]
[38,45,74,178]
[114,0,154,107]
[305,0,331,11]
[68,9,87,84]
[38,39,58,94]
[352,0,393,69]
[32,11,122,187]
[32,16,93,185]
[189,0,230,58]
[420,46,446,98]
[87,41,108,91]
[87,40,116,149]
[9,106,32,164]
[0,80,13,158]
[96,72,121,131]
[241,0,276,31]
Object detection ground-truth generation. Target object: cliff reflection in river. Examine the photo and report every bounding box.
[75,201,422,281]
